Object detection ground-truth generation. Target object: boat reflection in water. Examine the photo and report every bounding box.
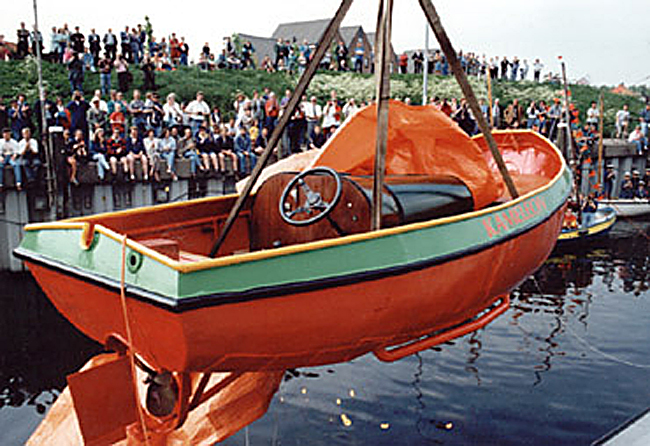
[2,221,650,445]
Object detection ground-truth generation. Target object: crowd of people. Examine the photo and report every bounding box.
[0,20,647,199]
[1,77,649,195]
[0,83,374,188]
[0,20,555,82]
[399,50,549,82]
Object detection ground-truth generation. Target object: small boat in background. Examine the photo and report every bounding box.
[558,206,617,244]
[598,199,650,218]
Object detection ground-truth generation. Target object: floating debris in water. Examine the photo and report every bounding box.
[341,413,352,427]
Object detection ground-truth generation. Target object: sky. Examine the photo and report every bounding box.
[2,0,649,86]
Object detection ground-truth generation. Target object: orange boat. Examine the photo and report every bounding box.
[16,102,571,443]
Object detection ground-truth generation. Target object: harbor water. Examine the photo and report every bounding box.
[1,220,649,445]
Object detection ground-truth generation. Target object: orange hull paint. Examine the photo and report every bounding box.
[26,204,563,373]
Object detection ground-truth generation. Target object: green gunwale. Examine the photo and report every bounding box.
[16,165,571,303]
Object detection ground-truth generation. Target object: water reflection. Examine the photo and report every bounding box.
[0,273,101,416]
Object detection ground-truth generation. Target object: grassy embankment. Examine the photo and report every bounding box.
[0,58,643,136]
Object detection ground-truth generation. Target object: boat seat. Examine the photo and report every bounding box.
[138,238,213,263]
[178,250,210,263]
[139,238,180,261]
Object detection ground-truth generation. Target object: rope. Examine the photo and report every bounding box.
[530,276,650,370]
[120,236,151,445]
[565,324,650,370]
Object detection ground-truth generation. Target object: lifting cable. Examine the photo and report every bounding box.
[120,235,152,445]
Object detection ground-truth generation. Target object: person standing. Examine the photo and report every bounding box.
[70,26,85,54]
[98,54,113,96]
[185,91,210,137]
[303,96,322,143]
[585,101,600,128]
[67,91,90,139]
[179,37,189,66]
[16,22,30,59]
[114,55,130,93]
[103,28,117,60]
[120,27,132,62]
[615,104,630,139]
[500,57,510,80]
[520,59,529,81]
[353,39,365,73]
[88,28,101,65]
[533,59,543,82]
[335,40,348,71]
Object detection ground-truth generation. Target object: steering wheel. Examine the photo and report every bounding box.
[279,167,343,226]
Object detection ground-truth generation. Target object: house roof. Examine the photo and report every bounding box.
[238,33,276,65]
[272,19,332,45]
[339,26,364,48]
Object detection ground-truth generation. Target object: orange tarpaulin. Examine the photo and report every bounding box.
[312,100,503,209]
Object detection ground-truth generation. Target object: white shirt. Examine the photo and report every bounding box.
[163,102,184,124]
[322,103,341,128]
[18,138,38,155]
[342,102,359,119]
[303,102,322,121]
[629,129,643,142]
[586,107,599,124]
[186,99,210,121]
[144,137,160,156]
[616,109,630,125]
[0,138,20,157]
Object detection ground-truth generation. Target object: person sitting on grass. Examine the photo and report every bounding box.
[0,127,22,190]
[67,129,88,186]
[126,126,148,181]
[90,128,111,181]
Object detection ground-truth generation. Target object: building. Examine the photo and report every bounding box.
[236,19,397,73]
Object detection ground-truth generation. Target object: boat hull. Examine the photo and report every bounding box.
[557,207,617,243]
[16,129,571,373]
[23,200,566,373]
[598,199,650,218]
